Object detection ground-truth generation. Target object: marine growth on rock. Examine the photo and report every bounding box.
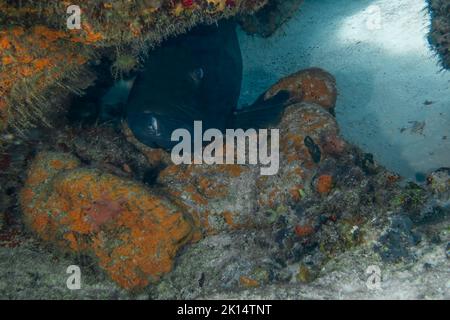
[0,0,449,300]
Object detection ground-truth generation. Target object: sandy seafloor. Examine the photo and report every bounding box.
[238,0,450,181]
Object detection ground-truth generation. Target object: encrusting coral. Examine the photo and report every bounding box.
[16,66,450,293]
[20,152,197,290]
[262,68,338,114]
[20,67,345,288]
[0,25,94,133]
[2,1,449,298]
[0,0,267,135]
[139,68,341,234]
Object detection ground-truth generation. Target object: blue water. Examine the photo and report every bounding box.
[238,0,450,180]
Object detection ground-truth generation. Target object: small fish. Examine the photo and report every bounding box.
[125,19,290,150]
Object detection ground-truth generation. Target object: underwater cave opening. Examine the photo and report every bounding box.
[66,57,133,128]
[68,0,449,183]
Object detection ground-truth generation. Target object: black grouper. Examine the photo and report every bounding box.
[126,19,289,150]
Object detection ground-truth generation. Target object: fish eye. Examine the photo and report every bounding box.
[189,67,204,84]
[194,67,204,79]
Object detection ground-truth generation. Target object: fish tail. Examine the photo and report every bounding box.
[231,90,291,129]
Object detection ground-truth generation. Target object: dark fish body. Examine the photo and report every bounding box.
[126,20,243,149]
[126,19,290,150]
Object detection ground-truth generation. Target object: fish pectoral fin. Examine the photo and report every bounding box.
[170,101,204,120]
[232,90,291,129]
[252,90,291,111]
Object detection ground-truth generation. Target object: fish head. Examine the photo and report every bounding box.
[127,111,194,150]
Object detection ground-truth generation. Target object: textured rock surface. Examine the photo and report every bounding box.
[429,0,450,69]
[20,152,196,290]
[240,0,304,37]
[262,68,338,114]
[0,63,448,298]
[0,0,267,134]
[0,236,132,299]
[154,178,450,299]
[202,230,450,300]
[156,68,341,235]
